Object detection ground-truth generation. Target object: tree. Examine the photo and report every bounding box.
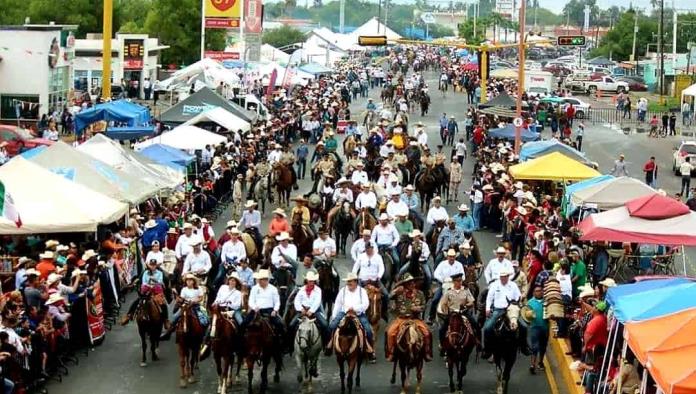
[526,8,562,27]
[262,26,306,49]
[0,0,27,25]
[562,0,599,27]
[458,17,487,43]
[591,10,657,61]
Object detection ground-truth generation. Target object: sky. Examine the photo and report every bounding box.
[538,0,654,13]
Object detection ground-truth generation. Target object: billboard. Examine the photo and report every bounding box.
[495,0,514,19]
[205,0,242,29]
[123,38,145,69]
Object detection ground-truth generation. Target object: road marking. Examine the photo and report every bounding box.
[543,356,560,394]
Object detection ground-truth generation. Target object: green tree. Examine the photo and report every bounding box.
[0,0,27,25]
[262,26,306,49]
[562,0,599,28]
[458,17,487,43]
[591,10,657,61]
[526,8,562,27]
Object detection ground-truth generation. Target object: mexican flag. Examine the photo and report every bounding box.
[0,181,21,228]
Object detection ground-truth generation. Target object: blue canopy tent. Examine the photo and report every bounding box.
[520,139,590,163]
[74,100,152,137]
[562,174,614,214]
[488,124,540,142]
[299,63,334,76]
[111,100,151,125]
[606,278,696,322]
[104,126,156,141]
[139,143,194,171]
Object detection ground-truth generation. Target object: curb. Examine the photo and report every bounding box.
[548,331,584,394]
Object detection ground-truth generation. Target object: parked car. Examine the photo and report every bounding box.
[585,76,630,94]
[543,64,573,79]
[0,125,54,157]
[673,141,696,175]
[561,97,592,119]
[616,76,648,92]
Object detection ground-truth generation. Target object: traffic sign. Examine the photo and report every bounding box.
[513,117,523,127]
[420,12,435,24]
[358,35,387,46]
[557,35,586,46]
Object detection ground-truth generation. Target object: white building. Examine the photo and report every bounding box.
[74,33,168,99]
[0,24,77,123]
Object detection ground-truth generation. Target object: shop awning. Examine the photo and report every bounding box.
[508,151,600,181]
[569,176,656,211]
[606,279,696,323]
[487,124,540,142]
[520,139,590,163]
[74,100,151,131]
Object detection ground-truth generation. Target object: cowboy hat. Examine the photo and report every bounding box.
[183,273,199,282]
[45,240,60,249]
[514,181,524,189]
[276,232,292,241]
[81,249,97,260]
[227,272,241,282]
[39,251,55,259]
[229,228,241,235]
[253,269,271,280]
[71,269,88,278]
[25,268,41,277]
[395,273,419,287]
[520,305,536,324]
[14,256,31,269]
[167,227,178,234]
[336,177,351,185]
[495,246,507,254]
[272,208,286,217]
[499,268,514,277]
[144,220,157,229]
[446,249,457,257]
[182,223,194,230]
[405,184,415,191]
[226,220,237,228]
[190,239,203,247]
[342,272,359,282]
[579,288,595,299]
[304,271,319,281]
[292,195,308,203]
[458,204,469,211]
[46,273,63,286]
[459,242,472,250]
[45,293,65,305]
[379,213,390,221]
[409,229,423,238]
[432,196,442,201]
[244,200,258,208]
[361,229,372,236]
[598,278,617,288]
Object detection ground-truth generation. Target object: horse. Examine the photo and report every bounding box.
[294,317,322,386]
[210,305,241,394]
[364,281,382,351]
[381,85,395,104]
[343,134,357,156]
[491,303,521,394]
[244,315,283,394]
[362,110,378,130]
[415,168,438,211]
[354,208,377,240]
[442,311,477,393]
[316,259,339,318]
[334,315,365,394]
[262,236,277,269]
[378,246,395,290]
[272,163,293,208]
[333,202,354,255]
[408,209,424,232]
[253,177,270,214]
[135,294,165,367]
[241,229,260,270]
[176,302,206,388]
[389,320,426,394]
[291,212,314,258]
[427,220,447,264]
[272,266,295,319]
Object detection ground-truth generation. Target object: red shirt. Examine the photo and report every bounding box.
[584,313,609,352]
[36,259,56,280]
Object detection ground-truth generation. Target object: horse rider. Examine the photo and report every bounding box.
[385,274,432,362]
[436,218,465,260]
[269,208,290,238]
[311,155,334,193]
[401,185,423,224]
[247,159,272,200]
[271,232,298,270]
[182,240,212,280]
[484,246,514,285]
[386,173,402,197]
[333,178,354,204]
[433,145,447,168]
[291,196,316,238]
[428,249,465,324]
[355,183,377,215]
[236,258,255,290]
[457,242,477,267]
[436,272,478,355]
[453,204,475,233]
[200,273,244,358]
[327,273,375,359]
[398,229,433,285]
[324,131,338,153]
[371,213,401,267]
[175,223,203,264]
[350,229,372,263]
[244,269,287,346]
[366,97,377,112]
[425,196,450,239]
[217,228,247,285]
[280,145,299,190]
[120,258,168,326]
[393,213,414,237]
[386,191,409,219]
[350,163,369,186]
[288,271,329,354]
[160,273,208,340]
[268,143,282,163]
[352,242,389,322]
[313,228,337,264]
[482,268,530,359]
[240,200,262,250]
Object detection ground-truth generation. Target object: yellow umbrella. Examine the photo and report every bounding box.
[508,152,601,181]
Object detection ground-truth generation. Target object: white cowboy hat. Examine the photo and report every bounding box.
[46,273,63,286]
[183,273,199,282]
[390,190,401,196]
[144,219,157,229]
[273,208,286,217]
[71,269,88,278]
[579,288,595,298]
[304,271,319,281]
[405,184,415,191]
[226,220,237,228]
[81,249,97,261]
[25,268,41,277]
[276,231,291,241]
[379,213,390,221]
[45,240,60,249]
[337,177,350,185]
[39,251,55,259]
[14,256,31,269]
[499,268,514,277]
[432,196,442,201]
[446,249,457,257]
[245,200,258,208]
[342,272,359,282]
[191,239,203,247]
[495,246,507,254]
[227,272,241,282]
[514,181,524,189]
[361,229,372,236]
[458,204,469,211]
[599,278,617,288]
[183,222,194,230]
[229,228,241,235]
[56,244,69,252]
[253,269,271,280]
[409,229,423,238]
[45,293,65,305]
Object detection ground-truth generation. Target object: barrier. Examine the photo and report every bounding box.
[547,322,584,394]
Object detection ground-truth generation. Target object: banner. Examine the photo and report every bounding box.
[205,0,242,28]
[281,49,304,89]
[123,39,144,70]
[244,0,263,34]
[86,280,106,345]
[266,68,277,98]
[204,51,240,61]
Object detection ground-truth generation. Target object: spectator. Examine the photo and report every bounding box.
[525,285,548,375]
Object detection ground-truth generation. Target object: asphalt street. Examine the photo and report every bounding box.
[47,71,691,394]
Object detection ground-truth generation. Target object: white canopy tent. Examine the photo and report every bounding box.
[134,125,227,151]
[0,157,128,234]
[680,82,696,109]
[349,17,402,43]
[260,44,290,64]
[257,62,314,86]
[156,58,241,92]
[182,107,251,133]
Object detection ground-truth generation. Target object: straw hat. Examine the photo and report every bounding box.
[495,246,507,254]
[342,272,359,282]
[25,268,41,277]
[81,249,97,261]
[253,269,271,280]
[183,273,199,283]
[379,213,390,221]
[276,232,292,241]
[46,273,63,286]
[579,288,595,298]
[520,305,536,323]
[39,251,55,260]
[395,273,419,287]
[45,293,65,306]
[304,271,319,281]
[361,229,372,236]
[45,240,60,249]
[499,268,514,277]
[273,208,286,217]
[409,229,423,238]
[458,204,469,211]
[226,220,237,228]
[446,249,457,257]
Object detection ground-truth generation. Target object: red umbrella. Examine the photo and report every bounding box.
[462,63,478,71]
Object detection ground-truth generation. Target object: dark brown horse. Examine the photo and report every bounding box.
[316,259,339,318]
[210,305,242,394]
[273,163,293,208]
[334,314,365,394]
[136,295,165,367]
[291,211,314,258]
[389,320,426,394]
[244,315,283,394]
[176,302,205,388]
[443,311,477,393]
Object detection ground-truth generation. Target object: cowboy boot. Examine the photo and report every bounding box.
[160,325,175,341]
[424,332,433,361]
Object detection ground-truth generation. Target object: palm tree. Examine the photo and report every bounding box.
[284,0,296,16]
[488,12,506,42]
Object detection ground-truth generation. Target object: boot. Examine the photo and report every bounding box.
[324,337,334,356]
[120,314,132,326]
[199,339,211,361]
[424,334,433,361]
[160,325,175,341]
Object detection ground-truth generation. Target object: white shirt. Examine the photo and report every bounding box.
[386,200,409,218]
[267,149,282,163]
[332,286,370,319]
[433,260,465,283]
[313,237,336,258]
[145,250,164,265]
[333,188,354,203]
[175,233,203,259]
[484,258,514,284]
[221,239,247,264]
[351,171,369,185]
[180,287,203,302]
[182,251,212,275]
[351,238,370,262]
[271,243,298,268]
[213,285,242,309]
[680,162,693,176]
[355,191,377,210]
[249,284,280,311]
[486,280,521,311]
[352,252,385,281]
[406,241,431,262]
[0,326,25,354]
[557,272,573,297]
[471,189,484,204]
[294,285,323,313]
[417,132,428,146]
[385,184,402,197]
[426,206,449,224]
[371,224,400,247]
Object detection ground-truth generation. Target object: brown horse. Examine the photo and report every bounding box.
[176,302,205,388]
[343,134,357,156]
[273,163,293,208]
[210,305,242,394]
[291,211,314,258]
[354,208,377,240]
[364,282,382,352]
[389,320,426,394]
[136,296,165,367]
[244,315,283,394]
[334,314,366,394]
[442,311,477,393]
[262,236,277,269]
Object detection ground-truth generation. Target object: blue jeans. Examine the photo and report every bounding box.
[378,245,401,269]
[483,309,506,336]
[3,378,13,394]
[428,285,442,320]
[329,311,373,343]
[472,202,482,230]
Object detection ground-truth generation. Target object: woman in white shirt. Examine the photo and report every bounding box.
[212,274,243,326]
[145,241,164,266]
[161,274,205,340]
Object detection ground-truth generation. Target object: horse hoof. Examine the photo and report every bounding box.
[179,379,187,388]
[297,374,303,383]
[390,377,396,384]
[188,376,197,384]
[140,362,147,367]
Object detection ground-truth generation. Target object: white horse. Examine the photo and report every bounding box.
[295,317,322,387]
[253,176,270,214]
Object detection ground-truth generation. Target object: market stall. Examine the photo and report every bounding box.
[138,143,195,171]
[568,176,656,212]
[519,139,591,164]
[508,151,600,181]
[74,99,153,135]
[487,124,540,142]
[182,106,251,133]
[134,125,227,151]
[159,87,256,125]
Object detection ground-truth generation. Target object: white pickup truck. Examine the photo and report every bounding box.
[583,76,630,94]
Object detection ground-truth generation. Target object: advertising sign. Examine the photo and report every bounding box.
[123,39,145,69]
[244,0,263,34]
[205,0,241,29]
[495,0,514,19]
[86,280,106,345]
[204,51,241,61]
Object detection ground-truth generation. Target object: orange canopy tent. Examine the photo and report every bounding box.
[624,308,696,394]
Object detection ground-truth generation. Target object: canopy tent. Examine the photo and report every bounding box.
[568,177,656,211]
[0,157,128,234]
[479,92,516,109]
[299,62,334,76]
[349,17,402,42]
[104,126,156,140]
[74,100,151,132]
[624,308,696,365]
[607,280,696,323]
[156,58,241,92]
[605,278,691,308]
[27,141,158,204]
[647,343,696,394]
[519,139,591,164]
[509,152,600,181]
[260,44,290,64]
[478,106,518,118]
[134,125,227,151]
[256,62,315,86]
[139,144,194,171]
[181,106,251,133]
[487,124,540,142]
[680,82,696,108]
[562,174,614,214]
[159,87,256,125]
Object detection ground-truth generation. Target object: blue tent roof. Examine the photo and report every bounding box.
[19,145,47,160]
[139,143,194,170]
[299,63,334,75]
[74,100,151,131]
[606,278,696,322]
[520,139,590,163]
[488,124,540,142]
[105,126,156,141]
[563,174,614,213]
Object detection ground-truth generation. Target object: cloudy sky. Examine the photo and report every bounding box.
[538,0,654,13]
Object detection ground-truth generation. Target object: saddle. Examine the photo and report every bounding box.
[395,320,424,352]
[334,315,367,354]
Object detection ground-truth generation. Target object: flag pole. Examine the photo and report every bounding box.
[200,0,206,60]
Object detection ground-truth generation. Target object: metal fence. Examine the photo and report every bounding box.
[582,106,680,126]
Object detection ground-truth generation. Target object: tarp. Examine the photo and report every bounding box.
[648,344,696,394]
[74,100,151,131]
[27,141,158,204]
[519,139,591,164]
[156,58,241,92]
[159,87,256,124]
[563,175,614,214]
[134,125,227,151]
[77,134,183,189]
[569,177,656,211]
[487,124,540,142]
[479,92,516,109]
[606,279,696,323]
[299,62,334,75]
[104,126,156,140]
[139,144,193,171]
[606,278,691,307]
[182,106,251,133]
[625,308,696,365]
[0,157,128,234]
[509,152,600,181]
[626,193,691,220]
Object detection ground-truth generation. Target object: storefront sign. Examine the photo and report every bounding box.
[205,18,241,28]
[205,0,241,29]
[182,103,217,115]
[244,0,264,34]
[123,39,145,70]
[86,280,106,345]
[204,51,240,61]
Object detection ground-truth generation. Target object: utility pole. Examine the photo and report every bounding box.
[673,0,677,77]
[631,10,638,64]
[384,0,390,34]
[339,0,345,33]
[101,0,113,99]
[659,0,665,100]
[515,0,526,154]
